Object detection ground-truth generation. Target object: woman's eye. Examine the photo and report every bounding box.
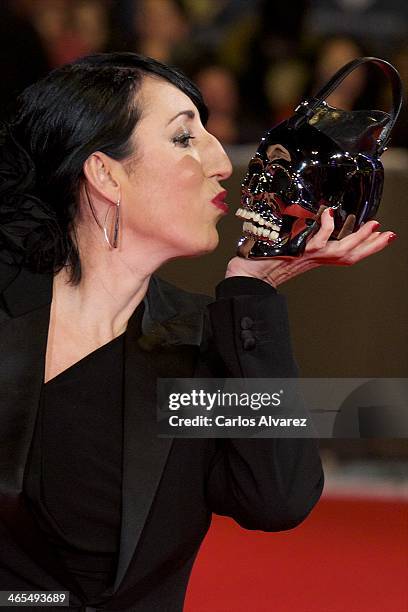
[172,132,195,148]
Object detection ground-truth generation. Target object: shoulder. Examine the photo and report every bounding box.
[148,274,214,320]
[148,275,280,316]
[138,275,215,350]
[0,262,52,318]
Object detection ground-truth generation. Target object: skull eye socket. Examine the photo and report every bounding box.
[248,157,264,173]
[242,157,266,191]
[264,163,291,194]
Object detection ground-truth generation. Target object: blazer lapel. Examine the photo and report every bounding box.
[113,276,207,592]
[113,326,173,592]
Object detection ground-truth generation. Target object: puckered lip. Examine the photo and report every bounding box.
[211,189,228,205]
[211,189,229,214]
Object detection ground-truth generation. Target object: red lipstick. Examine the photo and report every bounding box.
[211,190,229,213]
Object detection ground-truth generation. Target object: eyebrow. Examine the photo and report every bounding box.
[166,110,195,126]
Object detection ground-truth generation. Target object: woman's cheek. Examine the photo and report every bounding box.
[174,156,204,188]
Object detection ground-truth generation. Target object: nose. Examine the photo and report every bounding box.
[204,132,233,182]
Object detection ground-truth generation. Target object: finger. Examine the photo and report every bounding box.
[346,227,381,246]
[237,237,256,259]
[365,231,382,243]
[307,224,385,262]
[314,204,327,223]
[341,231,397,265]
[336,214,356,240]
[302,205,327,242]
[327,219,381,255]
[305,206,334,252]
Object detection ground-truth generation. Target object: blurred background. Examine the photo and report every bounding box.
[1,1,407,610]
[2,0,408,145]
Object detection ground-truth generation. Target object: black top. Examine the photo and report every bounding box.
[24,302,145,601]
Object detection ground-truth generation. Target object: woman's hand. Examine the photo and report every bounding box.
[225,207,397,288]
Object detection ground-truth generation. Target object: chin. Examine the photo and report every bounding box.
[198,229,219,255]
[180,230,219,258]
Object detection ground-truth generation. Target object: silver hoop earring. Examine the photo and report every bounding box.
[84,185,120,249]
[103,196,120,249]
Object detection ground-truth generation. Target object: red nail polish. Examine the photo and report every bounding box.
[372,221,380,231]
[388,233,398,243]
[329,208,335,217]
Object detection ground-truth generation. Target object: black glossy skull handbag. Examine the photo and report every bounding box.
[236,57,403,259]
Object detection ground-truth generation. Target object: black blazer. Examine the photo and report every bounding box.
[0,263,324,611]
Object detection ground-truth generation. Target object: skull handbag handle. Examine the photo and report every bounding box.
[236,56,404,259]
[293,57,403,153]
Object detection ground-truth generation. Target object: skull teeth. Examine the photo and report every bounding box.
[242,221,280,241]
[236,208,280,232]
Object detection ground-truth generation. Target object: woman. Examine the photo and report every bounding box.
[0,53,395,611]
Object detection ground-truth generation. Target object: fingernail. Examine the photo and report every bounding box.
[372,221,380,231]
[388,233,398,243]
[329,208,335,217]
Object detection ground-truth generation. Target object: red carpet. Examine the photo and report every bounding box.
[184,496,408,612]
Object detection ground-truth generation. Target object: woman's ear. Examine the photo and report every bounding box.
[83,151,120,202]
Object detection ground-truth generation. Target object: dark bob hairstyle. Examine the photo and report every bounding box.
[0,53,208,283]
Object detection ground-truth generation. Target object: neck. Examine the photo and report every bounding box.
[53,226,173,340]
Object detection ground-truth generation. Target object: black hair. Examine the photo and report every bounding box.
[0,52,208,283]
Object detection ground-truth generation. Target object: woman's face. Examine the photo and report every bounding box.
[119,76,233,261]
